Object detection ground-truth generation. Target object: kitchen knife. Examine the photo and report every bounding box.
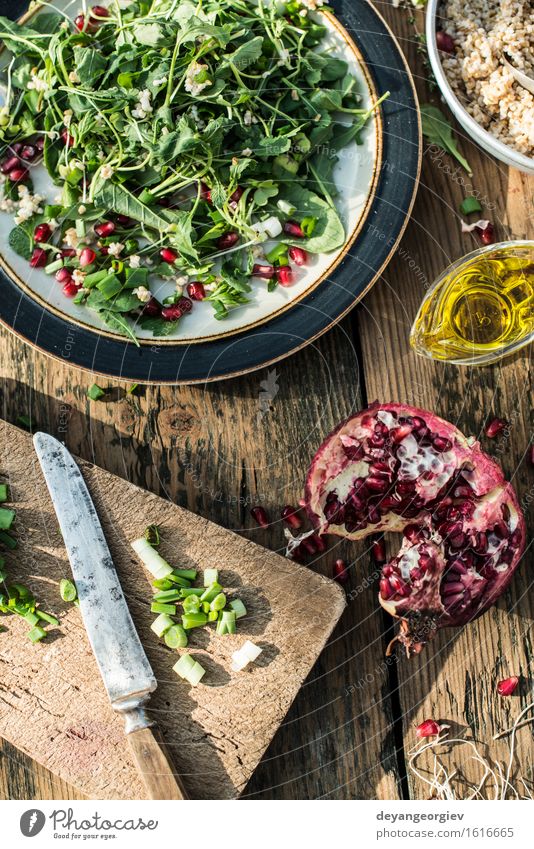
[33,432,189,800]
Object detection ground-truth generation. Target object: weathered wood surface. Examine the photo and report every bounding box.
[0,3,533,800]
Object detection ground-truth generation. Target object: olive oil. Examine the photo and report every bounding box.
[410,242,534,365]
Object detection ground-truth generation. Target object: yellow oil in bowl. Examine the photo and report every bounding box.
[410,241,534,365]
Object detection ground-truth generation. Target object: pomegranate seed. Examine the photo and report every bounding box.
[484,417,508,439]
[161,304,183,321]
[200,182,212,203]
[403,524,421,542]
[288,246,308,266]
[115,213,133,226]
[90,4,109,18]
[8,167,29,182]
[176,297,192,314]
[160,247,178,263]
[372,538,386,563]
[312,533,327,553]
[29,248,48,268]
[187,282,205,300]
[229,186,244,204]
[11,142,23,154]
[63,281,78,297]
[476,222,495,245]
[74,13,86,30]
[252,263,275,279]
[61,128,74,147]
[333,559,348,584]
[36,137,45,152]
[55,267,72,283]
[416,719,441,738]
[79,247,97,267]
[379,577,392,599]
[283,220,305,238]
[436,30,455,53]
[33,223,51,243]
[432,435,452,452]
[100,246,109,255]
[281,505,302,530]
[20,144,37,162]
[142,297,162,317]
[217,232,239,250]
[94,221,116,238]
[61,248,77,258]
[276,265,294,287]
[392,424,413,443]
[251,506,269,529]
[497,676,519,696]
[1,155,21,173]
[300,536,317,555]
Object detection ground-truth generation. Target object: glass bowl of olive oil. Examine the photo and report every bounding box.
[410,240,534,365]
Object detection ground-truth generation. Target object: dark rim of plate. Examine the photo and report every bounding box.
[0,0,421,384]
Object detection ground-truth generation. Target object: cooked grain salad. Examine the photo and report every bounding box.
[439,0,534,157]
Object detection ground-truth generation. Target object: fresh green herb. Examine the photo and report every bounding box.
[420,104,472,174]
[87,383,106,401]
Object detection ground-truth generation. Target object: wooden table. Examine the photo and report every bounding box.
[1,3,532,800]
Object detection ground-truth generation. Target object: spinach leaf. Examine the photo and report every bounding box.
[8,226,32,260]
[0,17,45,56]
[99,310,140,346]
[73,47,107,88]
[279,186,345,253]
[321,58,349,81]
[223,36,264,71]
[31,12,63,35]
[421,104,472,174]
[94,183,170,232]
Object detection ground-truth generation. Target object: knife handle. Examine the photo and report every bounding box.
[127,724,189,800]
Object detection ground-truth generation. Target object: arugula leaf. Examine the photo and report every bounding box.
[224,36,264,71]
[163,210,198,262]
[421,104,472,174]
[0,17,45,56]
[72,47,107,88]
[259,136,291,156]
[8,226,32,260]
[253,182,279,207]
[94,183,170,232]
[99,310,140,346]
[279,186,345,254]
[156,117,199,159]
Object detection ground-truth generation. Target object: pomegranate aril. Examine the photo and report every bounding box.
[187,282,205,301]
[20,144,37,162]
[476,222,495,245]
[443,581,464,596]
[416,719,441,738]
[366,476,388,493]
[8,167,28,182]
[115,213,133,226]
[79,248,97,267]
[11,142,23,154]
[63,281,78,297]
[36,137,45,152]
[403,524,420,542]
[1,155,20,173]
[372,538,386,563]
[333,559,348,584]
[200,182,212,203]
[252,263,274,279]
[90,4,109,17]
[61,248,77,258]
[74,13,86,30]
[251,506,269,529]
[283,221,305,238]
[288,246,308,266]
[229,186,244,204]
[217,232,239,250]
[497,676,519,696]
[312,533,327,553]
[485,417,508,439]
[29,248,48,268]
[94,221,116,237]
[379,578,392,599]
[55,267,72,283]
[161,304,183,321]
[33,223,51,243]
[436,30,455,53]
[160,247,178,263]
[392,424,412,443]
[281,505,302,530]
[453,484,472,499]
[61,128,74,147]
[276,265,294,287]
[142,297,162,317]
[449,559,467,575]
[433,436,452,452]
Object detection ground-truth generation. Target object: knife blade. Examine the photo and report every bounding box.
[33,433,188,800]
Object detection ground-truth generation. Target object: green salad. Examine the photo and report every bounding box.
[0,0,386,343]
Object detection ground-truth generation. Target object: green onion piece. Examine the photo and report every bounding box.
[9,582,33,600]
[183,594,201,614]
[12,601,31,616]
[207,610,218,622]
[87,383,106,401]
[28,625,47,643]
[0,484,9,503]
[229,598,247,619]
[164,624,188,649]
[153,589,182,603]
[151,601,177,615]
[166,574,191,588]
[151,613,175,638]
[210,592,226,612]
[216,609,236,636]
[201,601,210,614]
[37,610,59,627]
[152,578,174,590]
[180,587,204,597]
[182,611,207,629]
[59,578,78,602]
[24,611,39,627]
[203,568,218,587]
[265,243,289,264]
[0,531,17,549]
[459,196,482,215]
[0,507,16,530]
[44,258,64,275]
[172,569,197,581]
[200,582,223,603]
[173,653,195,678]
[131,537,173,579]
[186,661,206,686]
[83,269,109,289]
[75,219,86,238]
[144,524,160,546]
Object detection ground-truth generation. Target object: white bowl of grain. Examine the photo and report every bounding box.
[426,0,534,174]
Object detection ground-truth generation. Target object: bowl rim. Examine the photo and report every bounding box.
[425,0,534,172]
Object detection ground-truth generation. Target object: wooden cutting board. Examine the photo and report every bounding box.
[0,420,345,800]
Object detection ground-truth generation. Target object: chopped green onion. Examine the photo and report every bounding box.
[265,243,289,264]
[28,625,47,643]
[173,654,205,685]
[200,582,223,603]
[59,578,77,602]
[216,609,236,635]
[24,611,39,627]
[37,610,59,627]
[182,611,207,630]
[210,592,226,612]
[131,537,173,579]
[207,610,218,622]
[231,640,262,672]
[144,524,160,546]
[166,574,191,588]
[84,269,109,289]
[183,594,201,614]
[164,624,188,649]
[180,587,204,597]
[87,383,106,401]
[0,531,17,549]
[153,589,182,603]
[459,196,482,215]
[201,601,210,614]
[9,582,33,601]
[75,219,86,238]
[151,613,175,638]
[151,602,177,615]
[0,484,9,503]
[229,598,247,619]
[152,578,174,590]
[0,507,15,530]
[44,258,64,275]
[172,569,197,581]
[203,568,218,587]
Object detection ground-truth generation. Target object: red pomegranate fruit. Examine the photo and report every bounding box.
[304,402,526,654]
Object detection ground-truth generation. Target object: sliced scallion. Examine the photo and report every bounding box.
[200,582,223,604]
[207,610,218,622]
[131,537,173,579]
[210,592,226,612]
[151,613,175,638]
[0,484,9,503]
[153,589,182,603]
[28,625,47,643]
[164,624,188,649]
[201,601,210,614]
[231,640,262,672]
[151,601,177,615]
[216,609,236,636]
[180,587,204,597]
[203,568,218,587]
[24,611,39,627]
[0,507,15,530]
[172,569,197,581]
[87,383,106,401]
[152,578,174,590]
[166,574,191,588]
[173,654,205,685]
[182,611,207,629]
[183,594,201,614]
[59,578,77,602]
[229,598,247,619]
[37,611,59,627]
[0,531,17,549]
[459,196,482,215]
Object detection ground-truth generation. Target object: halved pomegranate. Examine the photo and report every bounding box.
[305,402,526,654]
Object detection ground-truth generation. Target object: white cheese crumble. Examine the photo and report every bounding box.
[128,254,141,268]
[131,89,153,120]
[100,164,114,180]
[63,227,80,249]
[184,62,212,97]
[72,269,85,287]
[107,242,124,257]
[133,286,151,302]
[27,68,49,93]
[13,185,44,225]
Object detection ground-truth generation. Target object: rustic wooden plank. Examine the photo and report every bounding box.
[356,5,534,801]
